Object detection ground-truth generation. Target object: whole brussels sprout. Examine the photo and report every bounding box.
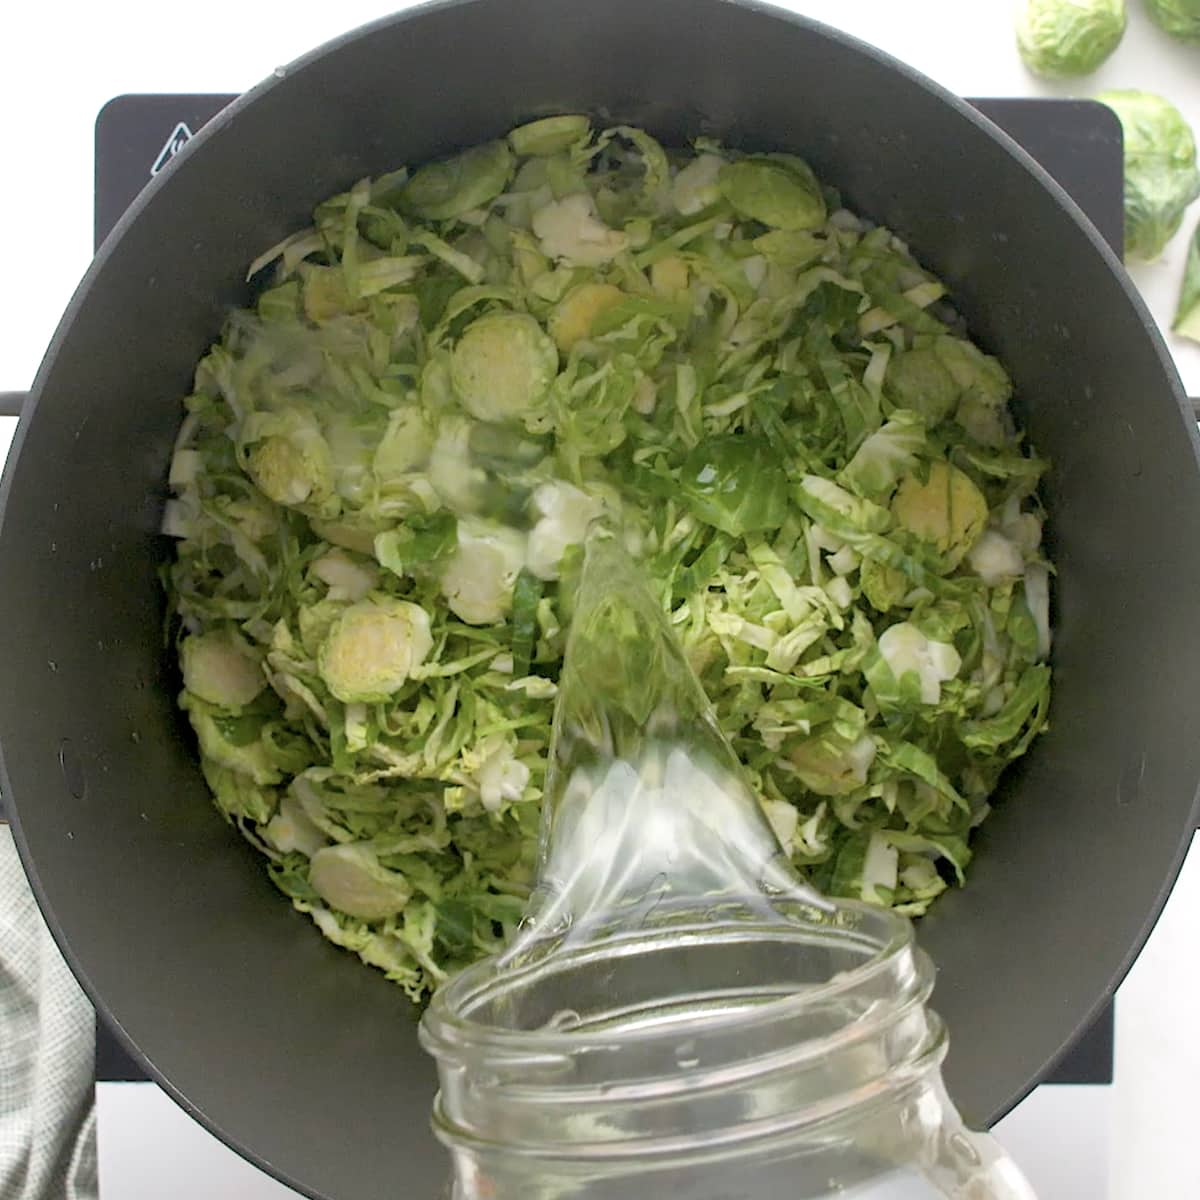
[1143,0,1200,42]
[1099,90,1200,262]
[1016,0,1127,78]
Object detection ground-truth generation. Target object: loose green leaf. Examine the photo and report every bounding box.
[679,435,790,537]
[1173,220,1200,343]
[510,570,543,677]
[961,665,1052,753]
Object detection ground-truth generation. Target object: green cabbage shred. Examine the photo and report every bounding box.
[165,118,1053,1002]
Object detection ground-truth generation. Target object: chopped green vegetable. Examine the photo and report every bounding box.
[243,410,334,512]
[450,312,558,424]
[1173,220,1200,343]
[718,155,826,231]
[548,282,626,352]
[181,629,265,709]
[1143,0,1200,41]
[1098,90,1200,262]
[509,115,592,157]
[318,598,434,703]
[840,411,925,500]
[891,462,988,570]
[309,843,413,920]
[166,119,1052,1001]
[440,520,527,625]
[400,140,513,220]
[532,193,628,266]
[678,435,790,537]
[1016,0,1126,79]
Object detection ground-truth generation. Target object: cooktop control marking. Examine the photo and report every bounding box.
[150,121,194,176]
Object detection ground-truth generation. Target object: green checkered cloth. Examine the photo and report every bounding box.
[0,823,97,1200]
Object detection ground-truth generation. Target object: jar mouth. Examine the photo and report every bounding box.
[423,896,915,1056]
[428,1023,950,1168]
[420,897,944,1162]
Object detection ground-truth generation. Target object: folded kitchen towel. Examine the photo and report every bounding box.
[0,823,97,1200]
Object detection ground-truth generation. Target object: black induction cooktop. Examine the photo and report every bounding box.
[89,94,1120,1092]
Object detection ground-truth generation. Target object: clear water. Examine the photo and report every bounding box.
[501,529,831,966]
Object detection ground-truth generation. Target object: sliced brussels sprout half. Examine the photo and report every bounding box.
[308,843,412,921]
[317,597,434,703]
[718,154,826,231]
[649,256,689,297]
[531,193,629,266]
[312,517,390,557]
[860,559,910,613]
[891,462,988,569]
[886,346,960,424]
[400,139,514,221]
[787,733,877,797]
[671,152,725,216]
[310,550,378,602]
[203,761,276,825]
[509,114,591,157]
[262,791,329,858]
[182,696,281,786]
[839,411,925,500]
[877,622,962,706]
[526,481,606,581]
[181,629,265,709]
[967,530,1026,585]
[450,312,559,424]
[439,520,527,625]
[548,282,626,352]
[242,409,335,511]
[373,403,433,480]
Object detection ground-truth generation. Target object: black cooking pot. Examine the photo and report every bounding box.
[2,2,1199,1197]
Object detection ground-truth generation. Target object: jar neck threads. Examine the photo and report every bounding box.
[422,902,949,1169]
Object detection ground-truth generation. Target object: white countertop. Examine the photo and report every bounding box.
[2,3,1199,1198]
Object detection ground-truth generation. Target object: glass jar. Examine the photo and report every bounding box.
[420,899,1037,1200]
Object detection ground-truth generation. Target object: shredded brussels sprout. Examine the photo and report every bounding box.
[166,117,1053,1001]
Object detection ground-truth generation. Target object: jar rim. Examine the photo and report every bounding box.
[428,1024,948,1166]
[421,897,916,1058]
